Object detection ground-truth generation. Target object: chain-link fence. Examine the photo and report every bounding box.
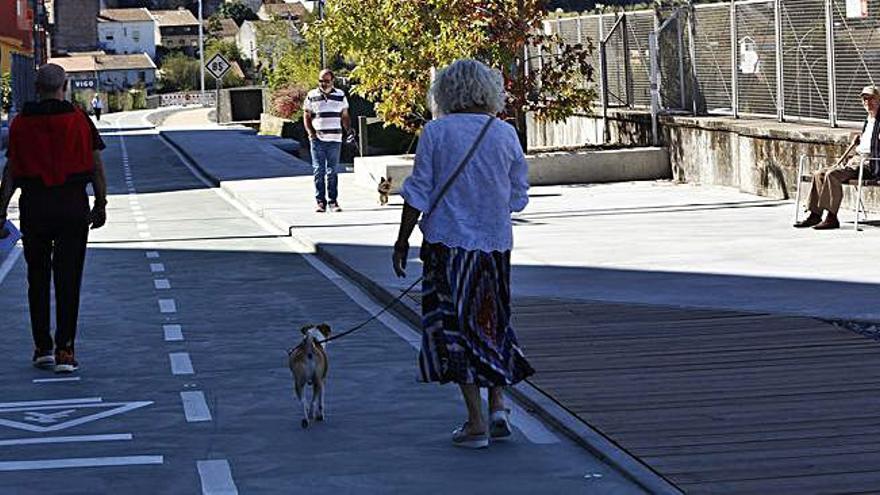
[546,0,880,127]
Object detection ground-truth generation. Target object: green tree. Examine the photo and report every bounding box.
[216,1,257,26]
[314,0,595,147]
[158,52,200,92]
[255,20,300,73]
[267,40,321,91]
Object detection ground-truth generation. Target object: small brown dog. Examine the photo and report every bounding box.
[377,177,393,206]
[288,323,331,428]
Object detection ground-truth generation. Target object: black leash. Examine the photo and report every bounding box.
[287,276,423,354]
[321,276,423,344]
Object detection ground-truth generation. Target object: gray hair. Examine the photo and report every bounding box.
[429,59,506,116]
[36,63,66,93]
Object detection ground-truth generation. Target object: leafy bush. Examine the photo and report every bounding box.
[0,72,11,113]
[131,89,146,110]
[107,91,133,112]
[270,84,308,120]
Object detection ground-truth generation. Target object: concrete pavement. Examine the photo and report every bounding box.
[161,128,880,323]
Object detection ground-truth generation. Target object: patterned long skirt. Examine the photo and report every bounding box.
[418,242,535,387]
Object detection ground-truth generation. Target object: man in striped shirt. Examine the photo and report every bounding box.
[304,69,351,212]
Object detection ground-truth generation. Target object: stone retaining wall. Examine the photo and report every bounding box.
[528,110,880,212]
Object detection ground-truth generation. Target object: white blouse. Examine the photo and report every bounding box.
[401,113,529,253]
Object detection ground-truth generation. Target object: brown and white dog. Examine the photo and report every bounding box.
[377,177,393,206]
[288,323,331,428]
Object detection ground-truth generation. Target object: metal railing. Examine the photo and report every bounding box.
[545,0,880,128]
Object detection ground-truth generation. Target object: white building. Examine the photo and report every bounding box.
[236,19,300,68]
[97,8,156,60]
[51,53,158,92]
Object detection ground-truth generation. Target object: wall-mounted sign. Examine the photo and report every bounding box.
[847,0,868,18]
[739,37,760,75]
[71,78,97,91]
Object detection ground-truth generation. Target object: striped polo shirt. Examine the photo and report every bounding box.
[305,87,349,142]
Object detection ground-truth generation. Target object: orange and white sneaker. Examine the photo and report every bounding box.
[54,349,79,373]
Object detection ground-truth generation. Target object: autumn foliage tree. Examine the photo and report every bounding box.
[312,0,594,148]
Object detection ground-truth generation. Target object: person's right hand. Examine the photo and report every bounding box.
[89,207,106,230]
[392,240,409,278]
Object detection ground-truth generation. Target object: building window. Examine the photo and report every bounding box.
[132,30,140,42]
[105,35,114,40]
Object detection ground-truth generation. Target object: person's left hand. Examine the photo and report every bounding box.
[392,240,409,277]
[89,206,106,230]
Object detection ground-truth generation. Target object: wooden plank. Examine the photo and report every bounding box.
[509,297,880,493]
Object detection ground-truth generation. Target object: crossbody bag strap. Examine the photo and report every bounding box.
[422,116,495,222]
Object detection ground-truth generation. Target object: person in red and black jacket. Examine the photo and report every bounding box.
[0,63,108,374]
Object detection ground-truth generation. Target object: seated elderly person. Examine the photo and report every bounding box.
[795,86,880,230]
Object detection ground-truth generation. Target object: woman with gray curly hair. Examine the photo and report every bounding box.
[392,59,534,449]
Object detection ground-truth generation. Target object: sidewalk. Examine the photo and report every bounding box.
[162,127,880,494]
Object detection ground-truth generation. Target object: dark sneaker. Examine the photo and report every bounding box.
[813,218,840,230]
[328,202,342,212]
[451,422,489,449]
[32,349,55,370]
[54,349,79,373]
[794,213,822,228]
[315,202,326,213]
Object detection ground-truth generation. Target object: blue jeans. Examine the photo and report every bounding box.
[310,139,341,204]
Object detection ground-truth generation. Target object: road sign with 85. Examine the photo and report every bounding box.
[205,54,231,80]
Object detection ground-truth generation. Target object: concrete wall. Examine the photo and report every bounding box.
[527,110,880,212]
[218,86,268,123]
[100,68,156,91]
[53,0,99,54]
[353,148,671,194]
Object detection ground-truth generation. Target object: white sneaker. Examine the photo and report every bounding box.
[489,410,512,439]
[452,422,489,449]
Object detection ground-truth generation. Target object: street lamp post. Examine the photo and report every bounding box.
[318,0,326,69]
[198,0,205,96]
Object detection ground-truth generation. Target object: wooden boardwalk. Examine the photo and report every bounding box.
[511,298,880,495]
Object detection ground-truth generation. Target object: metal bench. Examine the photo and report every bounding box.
[794,154,880,231]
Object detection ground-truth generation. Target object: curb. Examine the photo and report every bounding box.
[162,130,683,495]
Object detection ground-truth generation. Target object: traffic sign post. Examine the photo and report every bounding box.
[205,54,231,124]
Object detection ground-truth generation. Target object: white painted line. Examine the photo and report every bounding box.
[0,434,132,446]
[135,216,147,222]
[138,232,151,239]
[0,398,102,408]
[0,245,23,286]
[158,299,177,313]
[169,352,194,375]
[0,456,163,471]
[146,251,160,259]
[164,324,184,341]
[137,224,149,231]
[33,377,81,383]
[0,401,153,433]
[181,391,212,422]
[150,263,165,272]
[197,459,239,495]
[154,279,171,290]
